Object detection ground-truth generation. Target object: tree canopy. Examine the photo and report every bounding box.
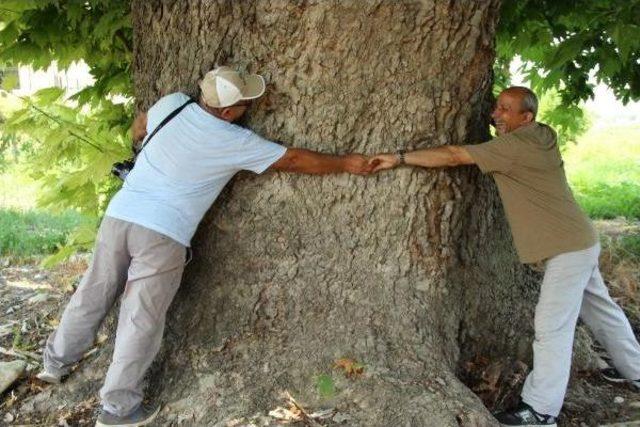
[495,0,640,142]
[497,0,640,105]
[0,0,131,101]
[1,0,638,111]
[0,0,132,263]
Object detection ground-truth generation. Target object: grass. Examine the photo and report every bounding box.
[564,124,640,220]
[0,207,85,258]
[0,163,87,259]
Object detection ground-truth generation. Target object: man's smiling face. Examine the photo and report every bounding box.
[491,90,534,135]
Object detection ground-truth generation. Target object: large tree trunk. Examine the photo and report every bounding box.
[19,1,554,426]
[130,1,540,425]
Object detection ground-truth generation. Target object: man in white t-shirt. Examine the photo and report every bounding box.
[37,66,373,427]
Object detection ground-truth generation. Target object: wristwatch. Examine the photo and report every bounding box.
[396,150,406,165]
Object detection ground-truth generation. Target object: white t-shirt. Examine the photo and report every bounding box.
[106,92,287,246]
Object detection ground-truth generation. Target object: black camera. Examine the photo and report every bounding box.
[111,159,135,181]
[112,98,194,181]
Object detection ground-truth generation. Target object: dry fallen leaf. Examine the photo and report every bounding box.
[268,391,323,426]
[333,358,364,378]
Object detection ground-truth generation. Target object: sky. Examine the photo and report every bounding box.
[584,84,640,127]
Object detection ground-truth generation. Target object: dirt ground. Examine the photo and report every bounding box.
[0,220,638,426]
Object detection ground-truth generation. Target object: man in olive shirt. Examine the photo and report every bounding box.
[370,87,640,426]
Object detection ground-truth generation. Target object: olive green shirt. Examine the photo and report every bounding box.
[465,122,597,264]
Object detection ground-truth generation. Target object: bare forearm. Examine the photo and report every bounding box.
[291,149,349,174]
[271,148,349,175]
[405,146,468,168]
[369,145,474,172]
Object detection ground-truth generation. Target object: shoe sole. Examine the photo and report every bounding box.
[602,373,626,383]
[499,424,557,427]
[36,373,62,384]
[95,405,160,427]
[602,374,640,389]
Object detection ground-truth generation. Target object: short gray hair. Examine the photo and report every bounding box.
[507,86,538,119]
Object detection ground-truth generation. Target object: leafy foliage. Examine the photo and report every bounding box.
[497,1,640,105]
[496,0,640,138]
[0,0,132,102]
[0,1,132,262]
[3,89,130,215]
[538,90,590,146]
[1,88,130,260]
[0,119,20,172]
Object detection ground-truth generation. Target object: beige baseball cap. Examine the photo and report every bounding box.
[199,66,266,108]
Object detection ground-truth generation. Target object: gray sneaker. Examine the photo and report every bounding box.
[36,370,62,384]
[95,403,161,427]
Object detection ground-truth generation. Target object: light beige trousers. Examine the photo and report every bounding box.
[43,216,186,416]
[522,243,640,416]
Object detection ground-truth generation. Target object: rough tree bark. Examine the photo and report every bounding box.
[22,1,559,426]
[134,1,538,425]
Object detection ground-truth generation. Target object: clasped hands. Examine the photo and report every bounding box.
[342,153,402,175]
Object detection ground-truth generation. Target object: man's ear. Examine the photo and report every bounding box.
[220,107,234,121]
[524,111,534,123]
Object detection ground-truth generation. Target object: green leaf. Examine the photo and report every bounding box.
[41,244,76,268]
[33,87,65,104]
[547,34,589,70]
[1,72,18,90]
[67,220,98,247]
[598,49,622,76]
[5,108,32,127]
[610,24,640,62]
[0,21,20,45]
[316,374,336,399]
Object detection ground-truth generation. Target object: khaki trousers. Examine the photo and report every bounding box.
[43,217,186,416]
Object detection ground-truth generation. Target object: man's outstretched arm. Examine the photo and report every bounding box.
[269,148,373,175]
[369,146,474,172]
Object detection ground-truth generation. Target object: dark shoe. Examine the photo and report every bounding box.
[601,367,640,390]
[95,403,160,427]
[493,401,557,426]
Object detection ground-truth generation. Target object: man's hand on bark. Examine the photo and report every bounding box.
[342,154,377,175]
[368,153,399,173]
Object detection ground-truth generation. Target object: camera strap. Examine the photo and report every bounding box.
[137,98,196,153]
